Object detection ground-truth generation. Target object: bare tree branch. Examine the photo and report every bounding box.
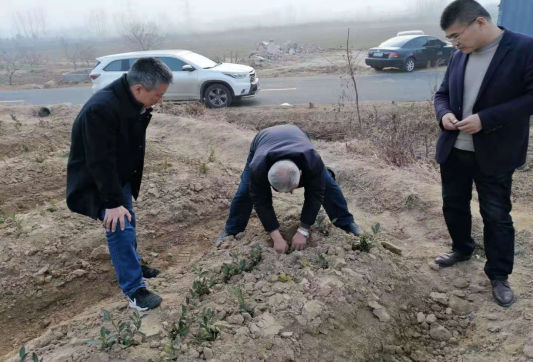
[85,8,108,37]
[60,38,80,70]
[0,48,27,85]
[345,28,362,131]
[118,16,163,51]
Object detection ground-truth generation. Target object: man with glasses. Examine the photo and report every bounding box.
[434,0,533,307]
[214,124,364,253]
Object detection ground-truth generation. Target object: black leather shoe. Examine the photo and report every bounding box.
[141,265,161,279]
[214,230,236,247]
[434,251,472,267]
[491,280,514,307]
[341,223,364,237]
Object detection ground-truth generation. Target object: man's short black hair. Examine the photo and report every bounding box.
[440,0,492,30]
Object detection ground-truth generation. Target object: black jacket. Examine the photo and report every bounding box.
[248,125,325,232]
[66,74,151,219]
[434,29,533,174]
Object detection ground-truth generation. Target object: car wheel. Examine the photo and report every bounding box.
[373,66,384,71]
[204,84,233,108]
[404,58,416,72]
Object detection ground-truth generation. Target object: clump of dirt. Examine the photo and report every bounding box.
[1,105,533,362]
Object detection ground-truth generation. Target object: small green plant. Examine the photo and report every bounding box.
[18,346,43,362]
[249,244,262,268]
[301,260,309,268]
[208,145,216,163]
[200,162,208,175]
[22,144,30,152]
[232,288,255,317]
[61,150,70,158]
[371,223,381,238]
[12,213,22,231]
[34,155,45,163]
[163,158,170,171]
[86,309,146,351]
[221,252,247,283]
[196,308,221,342]
[85,326,117,352]
[315,213,330,236]
[170,299,191,340]
[318,253,329,269]
[278,273,292,283]
[190,267,216,298]
[10,114,21,128]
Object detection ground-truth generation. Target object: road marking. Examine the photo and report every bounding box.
[0,100,25,103]
[261,88,297,92]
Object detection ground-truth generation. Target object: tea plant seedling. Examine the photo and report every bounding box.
[232,288,255,317]
[318,253,329,269]
[196,308,221,342]
[208,145,216,163]
[278,273,292,283]
[190,267,217,298]
[18,346,43,362]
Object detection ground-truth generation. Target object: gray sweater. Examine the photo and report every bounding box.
[454,31,505,152]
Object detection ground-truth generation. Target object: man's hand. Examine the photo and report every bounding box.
[270,230,289,254]
[442,113,459,131]
[457,114,483,135]
[104,206,132,232]
[291,230,308,251]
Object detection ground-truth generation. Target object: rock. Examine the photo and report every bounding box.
[426,314,437,324]
[524,344,533,358]
[44,80,56,89]
[281,331,294,338]
[37,265,49,275]
[332,258,347,270]
[303,300,325,321]
[256,313,283,336]
[150,341,160,348]
[45,275,53,283]
[203,347,214,359]
[453,278,470,289]
[448,295,476,314]
[452,290,467,299]
[429,263,440,271]
[368,301,383,310]
[91,245,109,260]
[33,274,46,285]
[72,269,87,277]
[227,313,245,325]
[417,312,426,323]
[249,323,261,334]
[373,308,391,323]
[430,324,452,341]
[381,241,403,255]
[317,276,344,289]
[140,311,165,339]
[486,314,499,321]
[190,350,200,358]
[430,292,448,305]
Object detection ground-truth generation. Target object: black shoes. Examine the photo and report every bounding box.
[341,223,364,237]
[141,265,161,279]
[214,230,236,247]
[127,287,162,311]
[435,251,472,267]
[491,280,515,307]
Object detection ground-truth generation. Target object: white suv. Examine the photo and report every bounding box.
[89,50,260,108]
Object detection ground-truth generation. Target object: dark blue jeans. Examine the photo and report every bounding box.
[225,150,354,234]
[98,184,145,296]
[441,149,515,280]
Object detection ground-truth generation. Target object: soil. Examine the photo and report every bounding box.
[0,104,532,362]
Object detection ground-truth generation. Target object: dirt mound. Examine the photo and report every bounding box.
[1,105,533,362]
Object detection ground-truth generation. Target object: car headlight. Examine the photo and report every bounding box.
[224,73,248,79]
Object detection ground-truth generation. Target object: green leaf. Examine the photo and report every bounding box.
[103,310,111,321]
[19,346,27,359]
[84,339,103,345]
[32,353,39,362]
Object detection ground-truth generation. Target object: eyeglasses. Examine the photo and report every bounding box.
[446,18,478,43]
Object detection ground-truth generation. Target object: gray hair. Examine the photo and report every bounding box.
[268,160,300,193]
[127,57,173,91]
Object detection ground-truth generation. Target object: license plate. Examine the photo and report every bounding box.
[373,52,383,58]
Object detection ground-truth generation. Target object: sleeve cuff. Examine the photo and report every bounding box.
[300,222,311,230]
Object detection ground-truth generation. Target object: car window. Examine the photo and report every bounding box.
[159,57,187,71]
[416,37,429,48]
[103,60,123,71]
[428,38,445,47]
[127,58,139,70]
[379,37,410,48]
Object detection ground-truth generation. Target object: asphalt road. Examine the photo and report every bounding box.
[0,68,445,107]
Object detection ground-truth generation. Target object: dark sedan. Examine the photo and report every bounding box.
[365,35,455,72]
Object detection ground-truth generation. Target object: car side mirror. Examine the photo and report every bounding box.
[182,65,195,72]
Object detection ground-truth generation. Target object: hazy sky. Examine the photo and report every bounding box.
[0,0,498,37]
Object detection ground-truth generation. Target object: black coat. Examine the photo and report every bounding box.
[66,74,151,219]
[248,125,325,232]
[434,29,533,174]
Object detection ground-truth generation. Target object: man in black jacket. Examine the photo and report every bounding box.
[215,125,363,253]
[66,58,173,310]
[434,0,533,307]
